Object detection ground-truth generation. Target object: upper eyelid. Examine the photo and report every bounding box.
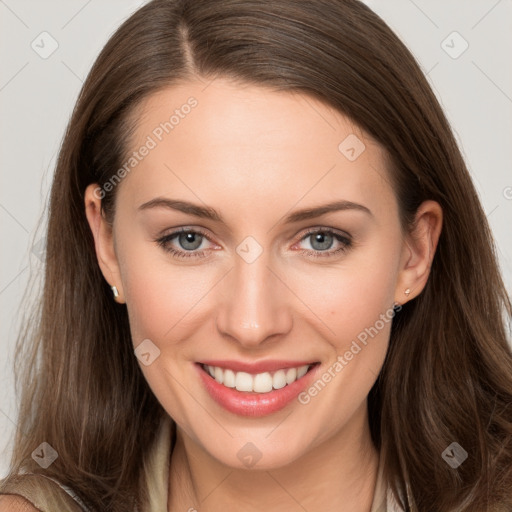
[297,226,351,240]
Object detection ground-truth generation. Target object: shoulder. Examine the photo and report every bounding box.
[0,494,41,511]
[0,474,85,512]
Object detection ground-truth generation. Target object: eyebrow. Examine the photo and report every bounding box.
[137,197,373,223]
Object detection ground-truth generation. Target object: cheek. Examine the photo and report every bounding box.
[292,265,394,391]
[124,274,196,345]
[287,234,400,406]
[117,240,217,424]
[291,247,399,347]
[118,236,219,346]
[290,264,395,440]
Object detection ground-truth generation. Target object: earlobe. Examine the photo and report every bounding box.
[84,184,126,303]
[395,200,443,304]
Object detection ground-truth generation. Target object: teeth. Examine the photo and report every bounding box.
[203,364,312,393]
[285,367,297,384]
[297,365,308,379]
[214,366,224,384]
[224,369,236,388]
[254,372,273,392]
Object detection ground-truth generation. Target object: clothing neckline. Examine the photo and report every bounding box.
[144,416,398,512]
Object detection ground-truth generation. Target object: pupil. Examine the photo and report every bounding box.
[179,232,202,250]
[312,232,333,251]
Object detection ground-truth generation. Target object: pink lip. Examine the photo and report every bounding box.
[195,362,320,417]
[199,359,316,374]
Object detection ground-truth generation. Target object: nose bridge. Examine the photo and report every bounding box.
[215,248,292,347]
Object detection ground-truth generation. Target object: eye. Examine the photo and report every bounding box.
[156,227,352,261]
[156,228,216,260]
[294,228,352,258]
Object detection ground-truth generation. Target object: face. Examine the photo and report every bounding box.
[85,77,440,470]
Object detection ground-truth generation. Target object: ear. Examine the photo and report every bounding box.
[84,184,125,304]
[394,200,443,304]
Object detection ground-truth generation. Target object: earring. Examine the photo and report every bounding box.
[111,285,119,299]
[404,288,411,296]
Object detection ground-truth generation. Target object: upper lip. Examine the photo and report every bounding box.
[198,360,318,374]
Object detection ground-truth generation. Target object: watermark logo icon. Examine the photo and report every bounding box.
[32,442,58,468]
[236,236,263,264]
[31,238,46,261]
[31,32,59,59]
[338,134,366,161]
[237,442,262,468]
[442,442,468,468]
[441,31,469,59]
[134,339,161,366]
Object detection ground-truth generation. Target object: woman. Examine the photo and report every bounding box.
[1,0,511,511]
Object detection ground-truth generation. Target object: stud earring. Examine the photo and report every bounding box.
[404,288,411,296]
[111,285,119,299]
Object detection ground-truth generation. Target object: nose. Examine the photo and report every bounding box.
[215,253,293,349]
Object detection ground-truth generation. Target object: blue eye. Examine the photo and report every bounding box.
[295,228,352,258]
[175,231,204,251]
[156,228,212,259]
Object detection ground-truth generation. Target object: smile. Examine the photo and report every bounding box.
[202,363,311,393]
[195,361,320,417]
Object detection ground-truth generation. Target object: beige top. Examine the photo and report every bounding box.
[0,417,404,511]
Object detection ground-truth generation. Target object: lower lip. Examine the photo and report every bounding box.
[195,362,320,417]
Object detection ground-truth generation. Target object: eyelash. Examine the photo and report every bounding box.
[155,227,352,260]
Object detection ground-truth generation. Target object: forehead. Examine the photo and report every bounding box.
[120,77,396,222]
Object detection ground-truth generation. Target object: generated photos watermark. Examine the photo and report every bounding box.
[93,96,198,200]
[298,303,401,405]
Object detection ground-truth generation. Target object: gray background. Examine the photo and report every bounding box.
[1,0,511,476]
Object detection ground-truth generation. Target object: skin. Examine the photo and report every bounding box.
[85,77,442,512]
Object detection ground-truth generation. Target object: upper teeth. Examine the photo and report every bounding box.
[204,364,311,393]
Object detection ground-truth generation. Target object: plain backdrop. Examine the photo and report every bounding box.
[1,0,511,476]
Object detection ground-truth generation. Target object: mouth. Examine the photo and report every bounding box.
[199,362,319,393]
[195,361,321,417]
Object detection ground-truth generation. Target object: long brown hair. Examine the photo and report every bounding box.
[2,1,511,510]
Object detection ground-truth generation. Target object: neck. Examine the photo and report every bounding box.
[168,403,380,512]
